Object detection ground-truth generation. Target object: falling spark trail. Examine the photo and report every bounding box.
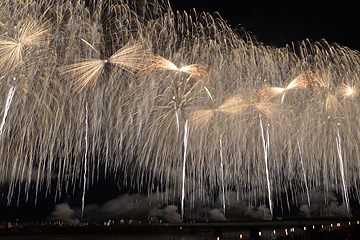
[219,137,225,216]
[175,110,180,134]
[336,125,349,212]
[2,0,360,218]
[181,119,189,221]
[0,85,16,137]
[82,102,89,221]
[281,92,286,103]
[174,102,180,134]
[259,115,272,217]
[297,137,311,207]
[204,86,213,102]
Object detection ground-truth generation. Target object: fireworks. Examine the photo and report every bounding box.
[64,40,146,92]
[1,0,360,220]
[0,18,49,73]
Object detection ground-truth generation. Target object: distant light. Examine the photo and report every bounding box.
[304,227,306,231]
[217,237,220,240]
[331,223,333,227]
[239,234,242,239]
[259,231,261,236]
[337,223,340,227]
[349,222,351,226]
[313,225,315,229]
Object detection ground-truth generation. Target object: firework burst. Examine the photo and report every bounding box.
[0,18,49,74]
[1,0,360,222]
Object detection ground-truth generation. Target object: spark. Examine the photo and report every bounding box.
[65,41,145,92]
[270,70,318,102]
[0,19,49,73]
[82,102,89,221]
[339,83,356,98]
[218,95,247,116]
[181,119,190,221]
[259,115,272,218]
[0,85,16,136]
[1,0,360,222]
[336,124,350,212]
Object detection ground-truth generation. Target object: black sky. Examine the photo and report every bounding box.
[1,0,360,222]
[171,1,359,51]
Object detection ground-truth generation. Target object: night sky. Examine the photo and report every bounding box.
[171,1,359,51]
[1,0,359,223]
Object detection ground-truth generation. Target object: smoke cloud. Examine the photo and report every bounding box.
[49,203,80,225]
[210,208,227,221]
[78,190,275,222]
[298,188,352,218]
[48,187,353,223]
[149,205,182,223]
[299,205,311,218]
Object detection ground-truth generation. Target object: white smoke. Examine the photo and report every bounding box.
[69,191,182,222]
[149,205,182,223]
[243,204,272,220]
[298,188,352,218]
[210,208,227,221]
[299,204,311,218]
[53,187,354,223]
[49,203,80,225]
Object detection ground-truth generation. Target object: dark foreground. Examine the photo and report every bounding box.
[1,219,359,239]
